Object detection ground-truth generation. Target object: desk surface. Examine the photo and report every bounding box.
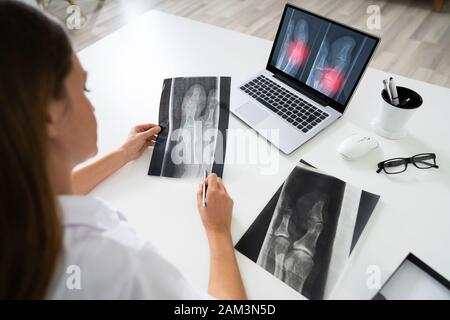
[78,11,450,299]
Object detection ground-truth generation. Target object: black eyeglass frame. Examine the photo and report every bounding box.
[376,153,439,174]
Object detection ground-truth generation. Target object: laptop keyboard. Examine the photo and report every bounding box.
[239,75,329,133]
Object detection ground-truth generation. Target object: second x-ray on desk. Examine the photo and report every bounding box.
[236,160,380,300]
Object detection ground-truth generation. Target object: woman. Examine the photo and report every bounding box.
[0,1,246,300]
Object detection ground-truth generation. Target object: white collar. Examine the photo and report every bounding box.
[58,195,127,231]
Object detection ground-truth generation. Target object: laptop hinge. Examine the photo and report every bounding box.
[273,73,330,107]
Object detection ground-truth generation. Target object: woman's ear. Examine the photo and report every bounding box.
[46,99,66,139]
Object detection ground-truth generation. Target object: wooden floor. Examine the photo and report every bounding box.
[42,0,450,88]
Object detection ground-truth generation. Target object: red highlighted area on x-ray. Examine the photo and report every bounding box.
[287,40,309,67]
[319,67,344,96]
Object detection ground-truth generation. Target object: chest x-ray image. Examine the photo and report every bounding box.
[148,77,231,178]
[235,160,380,299]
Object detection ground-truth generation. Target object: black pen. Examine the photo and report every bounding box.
[202,169,207,207]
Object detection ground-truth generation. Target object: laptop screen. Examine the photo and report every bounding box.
[267,5,379,112]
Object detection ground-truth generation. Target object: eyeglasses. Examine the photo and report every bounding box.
[376,153,439,174]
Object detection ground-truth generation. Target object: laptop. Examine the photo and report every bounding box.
[231,4,380,154]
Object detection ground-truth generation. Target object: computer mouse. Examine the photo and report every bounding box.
[337,134,379,160]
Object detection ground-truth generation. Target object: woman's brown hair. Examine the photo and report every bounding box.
[0,1,73,299]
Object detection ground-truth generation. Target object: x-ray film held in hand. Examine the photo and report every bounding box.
[148,77,231,178]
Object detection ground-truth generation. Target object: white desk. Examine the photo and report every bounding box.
[78,11,450,299]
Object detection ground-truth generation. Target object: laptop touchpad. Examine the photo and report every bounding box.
[236,102,269,125]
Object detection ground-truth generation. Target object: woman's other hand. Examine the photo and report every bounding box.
[196,174,246,299]
[120,123,161,162]
[197,173,234,235]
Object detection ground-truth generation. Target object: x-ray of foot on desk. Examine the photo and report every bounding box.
[236,161,380,299]
[148,77,231,178]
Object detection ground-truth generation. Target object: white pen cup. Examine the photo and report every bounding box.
[372,86,423,139]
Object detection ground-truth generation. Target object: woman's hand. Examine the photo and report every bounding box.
[120,123,161,162]
[196,174,247,300]
[197,173,234,235]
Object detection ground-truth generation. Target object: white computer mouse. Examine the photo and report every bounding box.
[337,134,379,160]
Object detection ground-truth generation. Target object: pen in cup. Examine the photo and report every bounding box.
[383,79,393,103]
[202,169,207,207]
[389,77,399,106]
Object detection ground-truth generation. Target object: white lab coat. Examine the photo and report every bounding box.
[46,195,210,299]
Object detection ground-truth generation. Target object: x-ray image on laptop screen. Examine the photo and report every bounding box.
[270,6,378,106]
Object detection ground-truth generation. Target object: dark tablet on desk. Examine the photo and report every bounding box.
[373,253,450,300]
